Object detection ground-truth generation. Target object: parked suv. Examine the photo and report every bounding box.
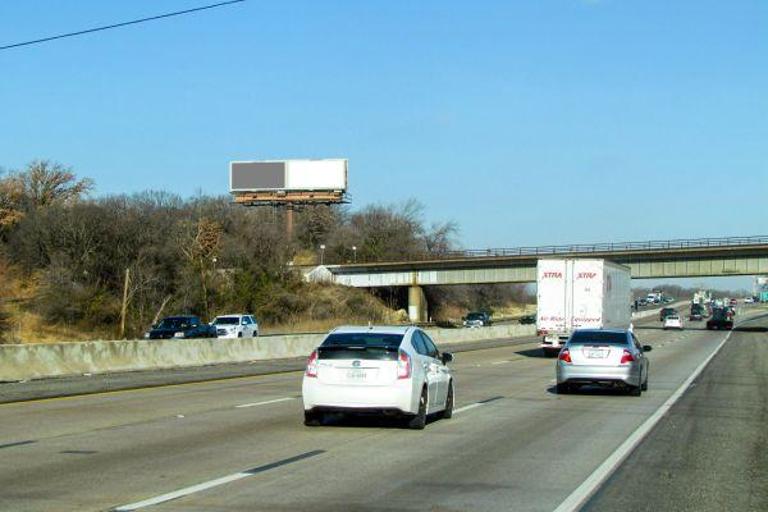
[211,314,259,338]
[145,316,217,339]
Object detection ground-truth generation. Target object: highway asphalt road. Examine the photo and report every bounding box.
[0,308,765,512]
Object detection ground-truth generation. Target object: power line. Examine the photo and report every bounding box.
[0,0,246,51]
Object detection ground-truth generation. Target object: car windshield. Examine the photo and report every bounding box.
[156,318,194,329]
[569,331,628,345]
[213,317,239,325]
[466,313,485,320]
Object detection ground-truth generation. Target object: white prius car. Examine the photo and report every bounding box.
[302,326,455,429]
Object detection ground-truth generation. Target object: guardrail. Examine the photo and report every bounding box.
[346,235,768,263]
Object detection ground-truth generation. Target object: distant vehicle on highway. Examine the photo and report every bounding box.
[706,309,734,330]
[744,296,754,304]
[659,307,677,322]
[689,304,705,321]
[211,314,259,338]
[637,298,648,307]
[537,259,632,357]
[145,315,217,339]
[302,326,454,429]
[663,314,683,330]
[555,329,651,396]
[463,311,492,327]
[518,314,536,325]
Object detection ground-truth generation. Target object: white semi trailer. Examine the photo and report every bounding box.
[537,259,632,357]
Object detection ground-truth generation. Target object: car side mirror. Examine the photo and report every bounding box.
[441,352,454,364]
[642,345,652,352]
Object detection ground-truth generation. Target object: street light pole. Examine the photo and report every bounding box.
[352,245,357,263]
[320,244,326,265]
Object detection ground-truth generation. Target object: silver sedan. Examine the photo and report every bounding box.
[555,329,651,396]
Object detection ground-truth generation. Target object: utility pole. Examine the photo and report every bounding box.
[119,268,130,339]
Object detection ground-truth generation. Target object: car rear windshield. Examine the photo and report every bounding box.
[466,313,485,320]
[318,332,404,360]
[569,331,628,346]
[156,318,196,329]
[213,317,239,325]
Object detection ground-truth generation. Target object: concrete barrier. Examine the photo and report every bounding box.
[0,323,536,382]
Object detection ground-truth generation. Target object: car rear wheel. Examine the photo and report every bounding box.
[406,389,428,430]
[441,383,454,419]
[641,377,648,391]
[628,385,642,397]
[304,410,323,427]
[556,383,570,394]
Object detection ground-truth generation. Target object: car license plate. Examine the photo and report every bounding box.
[346,369,367,380]
[587,349,606,359]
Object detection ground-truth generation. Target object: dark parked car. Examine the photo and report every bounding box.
[146,315,217,339]
[706,309,733,331]
[659,307,677,321]
[519,314,536,325]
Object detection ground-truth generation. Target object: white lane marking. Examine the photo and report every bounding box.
[491,360,511,365]
[113,450,323,511]
[114,473,250,511]
[235,397,295,409]
[453,403,483,414]
[553,327,737,512]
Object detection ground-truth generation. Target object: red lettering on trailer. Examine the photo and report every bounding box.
[542,272,562,278]
[577,272,597,279]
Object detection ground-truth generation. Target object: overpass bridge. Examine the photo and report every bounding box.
[318,236,768,321]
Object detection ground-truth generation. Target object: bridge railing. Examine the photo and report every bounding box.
[417,235,768,261]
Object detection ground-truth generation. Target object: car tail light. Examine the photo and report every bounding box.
[620,349,635,364]
[558,348,572,364]
[305,350,318,378]
[397,350,412,380]
[537,329,548,336]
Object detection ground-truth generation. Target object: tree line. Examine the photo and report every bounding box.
[1,160,527,341]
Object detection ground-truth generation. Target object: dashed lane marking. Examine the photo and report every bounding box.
[235,397,295,409]
[111,450,325,511]
[453,403,483,414]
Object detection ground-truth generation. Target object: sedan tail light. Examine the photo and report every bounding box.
[305,350,318,378]
[620,349,635,365]
[558,348,572,364]
[397,350,412,379]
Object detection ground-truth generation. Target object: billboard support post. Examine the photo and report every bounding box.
[229,159,349,252]
[285,205,294,240]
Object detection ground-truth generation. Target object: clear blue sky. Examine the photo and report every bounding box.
[1,1,765,286]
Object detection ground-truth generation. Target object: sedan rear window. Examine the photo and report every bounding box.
[319,332,404,360]
[569,331,628,345]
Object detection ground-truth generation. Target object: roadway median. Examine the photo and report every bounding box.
[0,324,537,393]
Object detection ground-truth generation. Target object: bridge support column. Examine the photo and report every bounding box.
[408,286,428,323]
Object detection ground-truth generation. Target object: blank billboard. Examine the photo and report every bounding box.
[230,162,286,191]
[230,159,347,192]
